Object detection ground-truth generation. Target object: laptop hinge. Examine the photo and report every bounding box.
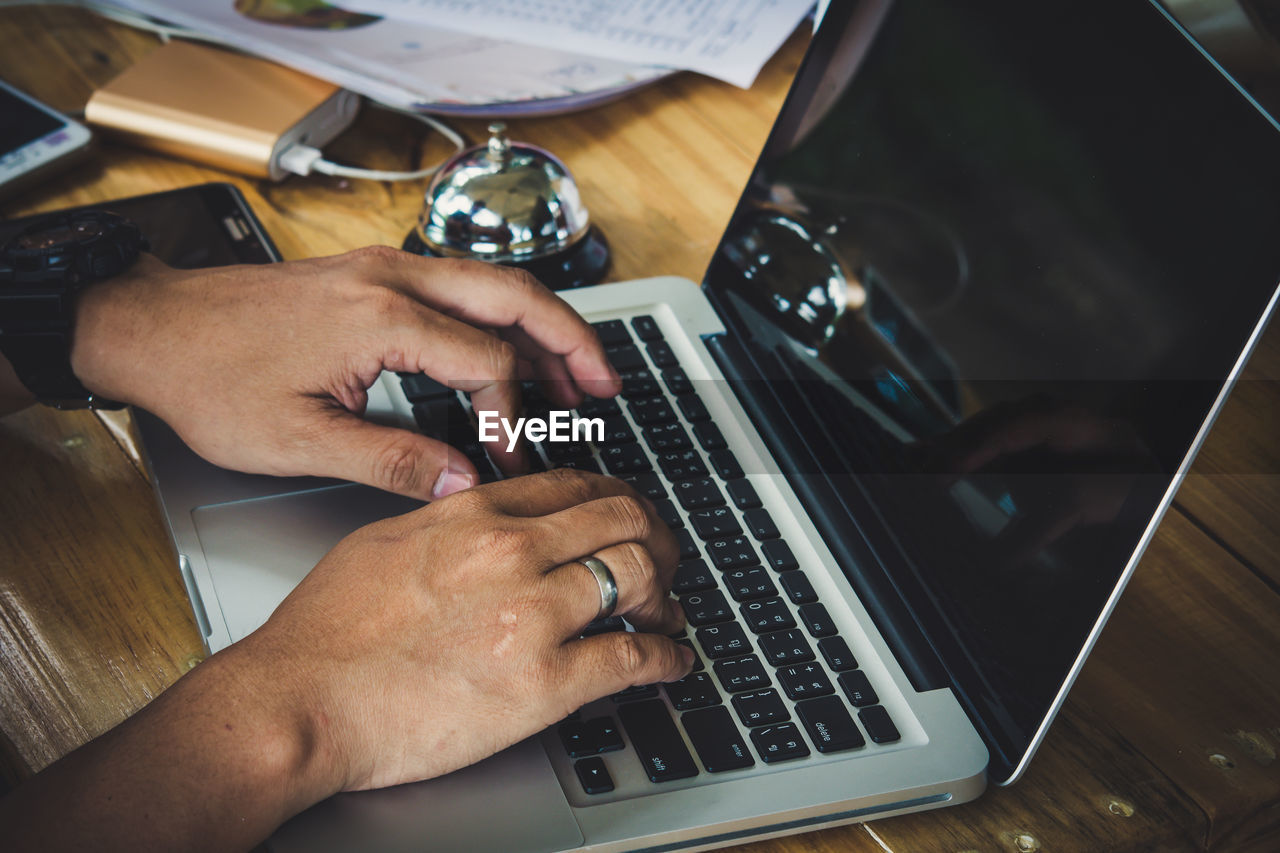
[701,331,949,694]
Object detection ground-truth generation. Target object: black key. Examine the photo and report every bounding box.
[655,498,683,530]
[690,507,742,540]
[759,629,815,666]
[574,757,614,794]
[713,655,770,693]
[673,477,726,511]
[675,528,700,561]
[693,421,727,451]
[696,623,752,659]
[546,441,593,463]
[580,616,626,637]
[556,457,602,475]
[630,314,662,341]
[796,696,865,753]
[750,723,811,764]
[706,535,759,571]
[628,395,677,425]
[837,670,879,707]
[647,340,678,368]
[674,638,705,671]
[680,589,733,626]
[617,700,698,783]
[724,566,778,602]
[399,373,452,401]
[612,684,659,702]
[606,344,647,372]
[662,367,693,396]
[743,508,779,540]
[798,603,836,638]
[658,449,708,482]
[619,369,661,399]
[726,478,761,509]
[679,395,710,423]
[673,559,717,593]
[600,442,652,475]
[741,597,796,634]
[731,689,790,727]
[592,319,632,347]
[664,672,721,711]
[777,662,835,700]
[818,637,858,671]
[709,449,744,481]
[779,571,818,604]
[681,706,754,772]
[761,540,799,572]
[411,397,458,440]
[859,705,902,744]
[599,415,637,445]
[623,471,666,501]
[578,396,621,418]
[643,422,691,453]
[559,716,624,758]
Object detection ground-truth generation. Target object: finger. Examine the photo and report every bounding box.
[378,255,621,398]
[500,326,582,408]
[464,468,639,517]
[556,632,694,709]
[307,412,478,501]
[541,493,679,587]
[382,307,528,477]
[546,542,685,636]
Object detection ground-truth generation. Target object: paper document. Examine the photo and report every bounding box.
[94,0,674,113]
[332,0,815,88]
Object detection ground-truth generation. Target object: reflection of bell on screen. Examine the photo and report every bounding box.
[0,79,93,200]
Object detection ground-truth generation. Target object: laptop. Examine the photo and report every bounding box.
[123,1,1280,851]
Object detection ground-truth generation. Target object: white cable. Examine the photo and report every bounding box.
[291,103,467,182]
[3,0,467,183]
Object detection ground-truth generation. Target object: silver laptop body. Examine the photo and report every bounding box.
[134,1,1280,850]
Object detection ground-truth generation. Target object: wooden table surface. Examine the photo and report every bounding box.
[2,7,1278,852]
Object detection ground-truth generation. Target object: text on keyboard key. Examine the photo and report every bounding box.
[681,590,733,626]
[796,696,865,753]
[617,700,699,782]
[818,636,858,671]
[731,688,790,727]
[664,671,721,711]
[574,757,614,794]
[674,478,726,511]
[681,706,754,772]
[759,629,815,666]
[750,723,811,764]
[696,623,751,659]
[838,670,879,707]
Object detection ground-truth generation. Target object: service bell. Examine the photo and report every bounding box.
[402,122,610,290]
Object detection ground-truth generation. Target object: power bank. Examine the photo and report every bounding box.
[85,41,359,180]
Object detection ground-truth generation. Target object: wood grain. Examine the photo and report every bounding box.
[2,5,1279,852]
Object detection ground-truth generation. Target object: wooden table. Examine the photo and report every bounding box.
[2,7,1278,852]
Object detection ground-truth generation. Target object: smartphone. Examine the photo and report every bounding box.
[0,182,281,267]
[0,78,94,201]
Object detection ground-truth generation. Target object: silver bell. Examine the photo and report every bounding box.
[402,122,609,289]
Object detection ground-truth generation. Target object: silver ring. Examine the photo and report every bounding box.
[581,556,618,621]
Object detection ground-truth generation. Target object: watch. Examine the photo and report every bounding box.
[0,209,146,409]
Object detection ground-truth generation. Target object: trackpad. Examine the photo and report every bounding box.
[191,484,423,643]
[270,738,584,853]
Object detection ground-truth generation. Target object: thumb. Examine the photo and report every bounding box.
[313,417,479,501]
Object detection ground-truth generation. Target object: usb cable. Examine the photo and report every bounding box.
[277,103,466,182]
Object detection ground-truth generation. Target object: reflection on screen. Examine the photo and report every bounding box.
[705,0,1280,771]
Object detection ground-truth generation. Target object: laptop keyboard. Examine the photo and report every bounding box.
[398,314,901,799]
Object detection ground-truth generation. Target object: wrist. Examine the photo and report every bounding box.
[68,253,169,408]
[205,635,351,812]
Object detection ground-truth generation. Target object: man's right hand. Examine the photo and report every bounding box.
[0,468,690,852]
[237,467,691,796]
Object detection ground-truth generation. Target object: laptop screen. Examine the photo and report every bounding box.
[703,0,1280,780]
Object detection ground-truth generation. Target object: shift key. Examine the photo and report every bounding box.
[618,700,699,782]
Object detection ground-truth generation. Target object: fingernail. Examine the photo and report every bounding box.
[432,467,474,499]
[679,645,695,669]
